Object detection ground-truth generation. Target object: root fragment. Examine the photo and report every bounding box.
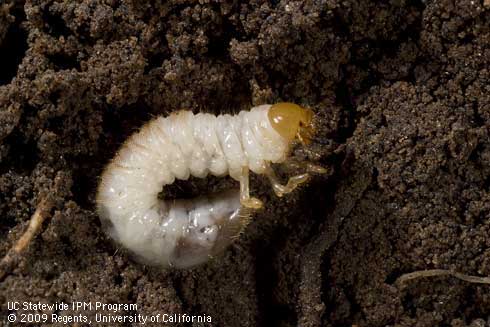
[395,269,490,288]
[0,197,53,281]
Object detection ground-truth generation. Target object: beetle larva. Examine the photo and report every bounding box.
[96,103,324,269]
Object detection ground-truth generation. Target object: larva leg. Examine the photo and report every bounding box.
[265,164,310,197]
[239,166,263,209]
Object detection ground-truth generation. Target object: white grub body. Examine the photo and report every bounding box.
[96,105,289,268]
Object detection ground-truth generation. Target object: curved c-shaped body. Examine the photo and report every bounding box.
[96,105,291,268]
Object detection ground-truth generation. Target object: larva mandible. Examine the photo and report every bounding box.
[96,103,325,269]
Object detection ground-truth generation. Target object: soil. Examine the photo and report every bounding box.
[0,0,489,326]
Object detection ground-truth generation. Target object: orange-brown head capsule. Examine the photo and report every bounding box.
[268,102,315,144]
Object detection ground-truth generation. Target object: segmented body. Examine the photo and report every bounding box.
[96,105,291,268]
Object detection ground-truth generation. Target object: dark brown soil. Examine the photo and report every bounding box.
[0,0,489,326]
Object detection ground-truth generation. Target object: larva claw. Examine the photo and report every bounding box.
[265,165,310,197]
[241,197,264,209]
[273,174,310,197]
[284,159,327,175]
[306,163,328,174]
